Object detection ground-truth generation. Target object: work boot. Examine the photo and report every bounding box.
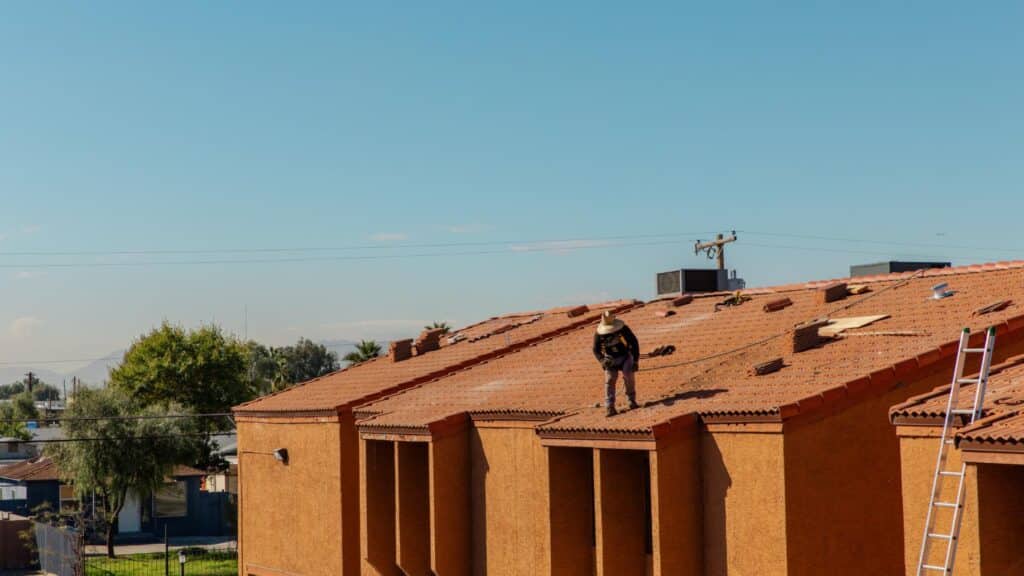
[628,398,640,410]
[606,405,617,417]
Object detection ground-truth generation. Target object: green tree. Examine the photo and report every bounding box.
[0,381,27,400]
[33,383,61,402]
[0,391,39,440]
[271,338,339,390]
[343,340,382,365]
[425,321,451,335]
[0,403,30,441]
[109,322,253,421]
[46,388,203,557]
[244,339,340,394]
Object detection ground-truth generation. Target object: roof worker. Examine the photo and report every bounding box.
[593,311,640,416]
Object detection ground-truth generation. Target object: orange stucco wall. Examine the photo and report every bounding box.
[594,449,649,576]
[974,462,1024,573]
[702,430,788,576]
[547,446,595,576]
[781,378,940,576]
[470,425,552,576]
[396,442,431,576]
[430,427,471,576]
[360,439,399,576]
[650,420,702,576]
[899,434,980,575]
[238,415,358,576]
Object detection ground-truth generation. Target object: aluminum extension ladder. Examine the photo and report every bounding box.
[916,327,996,575]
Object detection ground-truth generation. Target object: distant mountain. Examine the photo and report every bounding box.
[0,366,66,388]
[68,350,125,386]
[318,339,360,361]
[0,350,123,390]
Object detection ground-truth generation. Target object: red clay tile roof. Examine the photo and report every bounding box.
[0,458,205,482]
[955,410,1024,450]
[0,457,61,482]
[234,301,636,415]
[357,261,1024,439]
[890,355,1024,424]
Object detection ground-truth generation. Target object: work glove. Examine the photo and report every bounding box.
[601,357,615,370]
[632,361,640,372]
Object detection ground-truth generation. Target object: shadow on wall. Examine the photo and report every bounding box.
[703,438,732,576]
[470,431,489,576]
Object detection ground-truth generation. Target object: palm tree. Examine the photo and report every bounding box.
[343,340,382,365]
[425,321,451,335]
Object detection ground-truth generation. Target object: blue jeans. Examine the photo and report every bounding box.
[604,355,636,407]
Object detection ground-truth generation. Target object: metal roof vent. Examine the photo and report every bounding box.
[932,283,954,300]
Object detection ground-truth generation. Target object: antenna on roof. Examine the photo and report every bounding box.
[694,231,738,270]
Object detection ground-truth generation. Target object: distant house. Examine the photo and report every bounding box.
[0,457,233,540]
[0,436,35,463]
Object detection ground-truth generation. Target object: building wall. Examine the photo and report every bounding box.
[898,434,980,575]
[702,430,787,576]
[650,419,702,576]
[469,425,551,576]
[238,415,354,576]
[974,462,1024,573]
[782,378,941,576]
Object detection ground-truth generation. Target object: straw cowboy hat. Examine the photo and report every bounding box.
[596,311,625,335]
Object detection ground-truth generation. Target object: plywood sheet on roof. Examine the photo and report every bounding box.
[820,315,890,338]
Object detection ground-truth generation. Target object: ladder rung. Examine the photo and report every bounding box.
[957,378,981,384]
[921,565,948,572]
[944,439,954,444]
[934,501,960,508]
[964,348,987,353]
[928,532,955,540]
[950,409,976,415]
[939,470,963,477]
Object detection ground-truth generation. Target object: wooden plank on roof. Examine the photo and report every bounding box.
[819,314,890,338]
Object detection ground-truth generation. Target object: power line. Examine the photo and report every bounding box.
[0,238,697,269]
[0,355,122,367]
[0,231,714,258]
[9,431,236,444]
[0,413,233,425]
[741,230,1019,255]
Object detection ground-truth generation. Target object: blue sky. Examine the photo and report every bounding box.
[2,2,1023,369]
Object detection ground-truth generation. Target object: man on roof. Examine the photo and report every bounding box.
[593,311,640,416]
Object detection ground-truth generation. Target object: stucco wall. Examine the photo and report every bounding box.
[702,430,787,576]
[470,425,551,576]
[238,416,351,576]
[781,379,942,576]
[650,420,702,576]
[899,434,980,575]
[975,462,1024,573]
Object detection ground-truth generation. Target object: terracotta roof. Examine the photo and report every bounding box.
[0,457,61,482]
[234,301,636,415]
[0,458,206,482]
[357,261,1024,439]
[890,355,1024,424]
[955,410,1024,450]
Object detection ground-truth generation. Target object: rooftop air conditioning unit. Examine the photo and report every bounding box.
[657,268,740,296]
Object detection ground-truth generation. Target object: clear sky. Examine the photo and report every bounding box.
[2,2,1023,369]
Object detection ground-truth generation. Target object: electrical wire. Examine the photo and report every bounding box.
[9,432,236,444]
[0,231,714,258]
[0,238,695,269]
[0,413,233,425]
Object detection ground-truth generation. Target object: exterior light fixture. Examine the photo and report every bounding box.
[273,448,289,464]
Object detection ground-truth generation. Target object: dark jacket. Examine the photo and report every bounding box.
[593,325,640,369]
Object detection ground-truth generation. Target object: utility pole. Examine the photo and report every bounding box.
[25,371,36,394]
[694,231,738,270]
